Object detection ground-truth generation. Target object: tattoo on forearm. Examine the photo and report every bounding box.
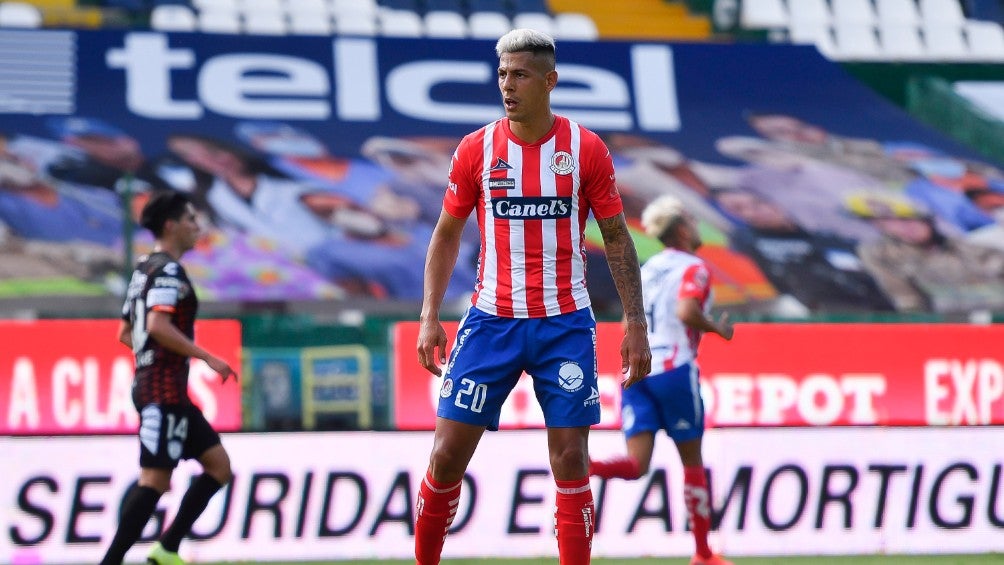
[597,215,646,324]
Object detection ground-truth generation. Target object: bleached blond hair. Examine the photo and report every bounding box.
[495,28,556,70]
[641,195,688,241]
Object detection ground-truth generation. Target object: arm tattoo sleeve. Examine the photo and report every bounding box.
[596,213,646,324]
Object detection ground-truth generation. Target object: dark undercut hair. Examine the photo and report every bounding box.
[140,191,192,237]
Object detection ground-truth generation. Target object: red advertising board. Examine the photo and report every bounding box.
[0,319,242,434]
[393,322,1004,429]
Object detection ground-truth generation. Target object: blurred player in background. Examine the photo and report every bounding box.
[590,195,735,565]
[99,191,238,565]
[414,29,651,565]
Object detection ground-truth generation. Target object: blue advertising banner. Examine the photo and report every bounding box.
[2,29,1003,314]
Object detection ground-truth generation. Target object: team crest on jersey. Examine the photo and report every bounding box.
[490,157,513,171]
[557,361,585,393]
[549,151,575,175]
[440,378,454,398]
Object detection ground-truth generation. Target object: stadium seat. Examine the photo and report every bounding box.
[285,0,329,18]
[199,8,242,33]
[334,12,377,35]
[740,0,789,30]
[193,0,239,12]
[424,10,467,37]
[833,22,883,60]
[922,23,970,59]
[0,2,43,27]
[379,9,423,36]
[787,19,837,58]
[512,12,554,35]
[786,0,832,26]
[150,4,198,30]
[288,11,332,35]
[240,0,282,13]
[244,10,287,34]
[919,0,966,25]
[380,0,419,12]
[830,0,877,26]
[553,12,598,40]
[878,22,926,59]
[331,0,378,18]
[874,0,922,26]
[468,10,511,38]
[965,19,1004,61]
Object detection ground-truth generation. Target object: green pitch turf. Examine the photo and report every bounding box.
[212,556,1003,565]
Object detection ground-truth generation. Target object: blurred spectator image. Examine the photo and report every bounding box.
[846,193,1004,314]
[716,135,889,242]
[168,133,476,301]
[887,142,1003,235]
[713,187,894,312]
[45,116,180,193]
[235,121,424,225]
[746,112,913,184]
[0,132,124,290]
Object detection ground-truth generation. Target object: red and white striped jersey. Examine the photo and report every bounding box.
[641,248,714,372]
[444,116,623,318]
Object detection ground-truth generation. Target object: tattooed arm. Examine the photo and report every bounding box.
[596,212,652,388]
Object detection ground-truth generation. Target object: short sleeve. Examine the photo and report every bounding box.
[443,135,480,219]
[679,263,711,300]
[147,263,182,313]
[580,131,622,220]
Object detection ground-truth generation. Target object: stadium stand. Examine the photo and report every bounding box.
[424,9,468,37]
[149,2,196,30]
[0,1,43,26]
[468,9,510,37]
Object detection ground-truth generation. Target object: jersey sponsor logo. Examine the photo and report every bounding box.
[154,276,184,288]
[139,405,161,454]
[147,287,178,307]
[558,361,585,393]
[549,151,575,175]
[490,157,513,171]
[488,178,516,190]
[491,197,572,220]
[163,262,179,276]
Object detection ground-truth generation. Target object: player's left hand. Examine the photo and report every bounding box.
[620,321,651,389]
[207,356,238,384]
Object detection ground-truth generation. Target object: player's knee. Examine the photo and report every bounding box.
[549,444,589,478]
[202,448,233,485]
[428,446,468,483]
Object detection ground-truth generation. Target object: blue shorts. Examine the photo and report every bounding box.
[437,306,600,431]
[621,362,704,443]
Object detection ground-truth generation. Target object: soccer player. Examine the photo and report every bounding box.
[590,195,735,565]
[98,191,238,565]
[414,29,651,565]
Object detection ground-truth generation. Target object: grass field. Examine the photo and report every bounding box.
[230,556,1004,565]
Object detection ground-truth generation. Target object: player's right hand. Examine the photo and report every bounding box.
[417,320,448,377]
